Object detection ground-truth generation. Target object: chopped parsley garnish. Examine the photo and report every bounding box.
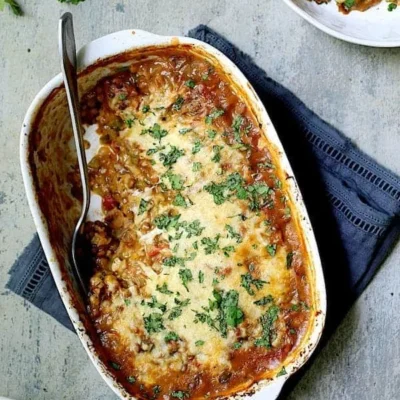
[205,108,225,125]
[125,118,135,128]
[141,123,168,142]
[170,391,189,399]
[211,145,223,163]
[192,162,202,172]
[156,282,173,295]
[173,193,187,208]
[143,313,165,334]
[145,296,167,312]
[198,270,205,283]
[241,273,268,296]
[207,129,217,139]
[165,172,184,190]
[109,361,121,370]
[127,376,136,384]
[225,224,242,243]
[185,79,196,88]
[118,93,127,100]
[204,172,249,205]
[172,96,184,111]
[159,146,184,167]
[179,128,192,135]
[174,297,191,307]
[254,304,279,348]
[193,310,218,331]
[254,295,274,306]
[222,245,235,258]
[192,139,202,154]
[168,298,190,320]
[233,342,242,349]
[286,251,294,268]
[273,176,282,189]
[168,307,183,320]
[388,3,397,11]
[179,268,193,292]
[195,340,205,346]
[212,289,244,337]
[165,332,180,342]
[232,115,244,143]
[138,198,149,215]
[344,0,355,8]
[181,220,205,237]
[153,386,161,397]
[266,244,277,257]
[154,213,181,230]
[147,144,165,156]
[246,182,273,211]
[201,235,220,254]
[163,256,185,267]
[142,104,150,113]
[277,366,287,377]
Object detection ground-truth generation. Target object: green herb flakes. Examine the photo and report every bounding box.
[179,128,192,135]
[198,270,205,283]
[156,283,173,295]
[173,193,187,208]
[225,224,243,243]
[254,304,279,348]
[241,273,267,296]
[205,108,225,125]
[172,96,184,111]
[165,332,180,342]
[201,235,221,254]
[138,198,149,215]
[192,139,202,154]
[207,129,217,139]
[159,146,184,167]
[276,366,287,377]
[141,123,168,142]
[179,268,193,292]
[254,295,274,306]
[192,162,202,172]
[266,244,277,257]
[109,361,121,370]
[144,313,165,334]
[185,79,196,88]
[170,391,189,399]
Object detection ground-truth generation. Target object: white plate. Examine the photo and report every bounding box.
[282,0,400,47]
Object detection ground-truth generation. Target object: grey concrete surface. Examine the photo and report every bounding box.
[0,1,399,399]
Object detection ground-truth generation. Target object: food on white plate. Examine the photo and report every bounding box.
[310,0,398,13]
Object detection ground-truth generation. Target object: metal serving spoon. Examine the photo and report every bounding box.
[59,12,90,294]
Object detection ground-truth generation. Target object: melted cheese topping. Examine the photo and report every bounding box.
[81,49,313,400]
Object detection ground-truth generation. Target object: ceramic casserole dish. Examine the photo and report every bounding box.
[20,29,326,400]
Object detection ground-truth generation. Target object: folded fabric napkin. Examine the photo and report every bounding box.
[7,25,400,395]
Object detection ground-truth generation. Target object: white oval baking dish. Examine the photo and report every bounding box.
[20,29,327,400]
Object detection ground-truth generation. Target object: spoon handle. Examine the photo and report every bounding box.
[59,12,90,293]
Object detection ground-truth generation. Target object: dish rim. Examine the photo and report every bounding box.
[282,0,400,48]
[20,29,327,400]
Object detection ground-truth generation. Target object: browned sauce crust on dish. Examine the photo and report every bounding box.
[79,47,315,399]
[309,0,394,13]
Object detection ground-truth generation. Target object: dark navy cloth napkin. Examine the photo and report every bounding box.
[6,25,400,393]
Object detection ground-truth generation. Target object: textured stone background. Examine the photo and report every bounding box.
[0,1,399,399]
